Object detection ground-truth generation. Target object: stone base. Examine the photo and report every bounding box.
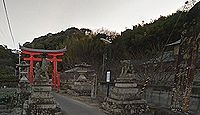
[71,81,92,96]
[102,97,149,115]
[110,86,140,101]
[25,80,62,115]
[102,77,149,115]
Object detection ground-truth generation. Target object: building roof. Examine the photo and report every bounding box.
[65,62,94,73]
[75,62,91,67]
[166,39,181,46]
[16,61,30,67]
[65,67,94,73]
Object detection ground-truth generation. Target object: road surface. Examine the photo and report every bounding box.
[53,93,107,115]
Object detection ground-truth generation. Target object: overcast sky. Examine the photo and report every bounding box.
[0,0,186,49]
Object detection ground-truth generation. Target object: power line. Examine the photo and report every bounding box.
[2,0,15,47]
[160,2,188,53]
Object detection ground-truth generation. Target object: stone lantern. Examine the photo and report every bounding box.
[19,75,30,92]
[16,61,29,80]
[65,62,95,96]
[17,61,30,92]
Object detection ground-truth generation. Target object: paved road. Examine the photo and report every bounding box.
[53,93,107,115]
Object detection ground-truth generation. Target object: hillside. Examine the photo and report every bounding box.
[0,45,16,74]
[23,2,200,78]
[0,45,18,84]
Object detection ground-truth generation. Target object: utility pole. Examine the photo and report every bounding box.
[100,38,112,97]
[18,50,21,80]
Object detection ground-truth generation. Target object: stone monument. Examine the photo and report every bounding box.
[65,62,94,96]
[24,58,62,115]
[102,60,149,115]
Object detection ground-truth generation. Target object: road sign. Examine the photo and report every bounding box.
[106,71,111,82]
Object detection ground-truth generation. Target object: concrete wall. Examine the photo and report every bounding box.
[144,88,200,115]
[97,83,200,115]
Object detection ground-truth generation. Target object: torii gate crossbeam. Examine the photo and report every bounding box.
[20,45,66,89]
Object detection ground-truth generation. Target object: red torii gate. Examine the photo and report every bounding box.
[20,45,66,89]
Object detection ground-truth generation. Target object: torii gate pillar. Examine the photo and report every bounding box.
[48,53,63,89]
[22,51,42,85]
[20,45,66,88]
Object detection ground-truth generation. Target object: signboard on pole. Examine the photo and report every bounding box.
[106,71,111,82]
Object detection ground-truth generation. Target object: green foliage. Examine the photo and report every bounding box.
[0,75,18,82]
[0,45,17,76]
[118,11,188,59]
[0,88,18,107]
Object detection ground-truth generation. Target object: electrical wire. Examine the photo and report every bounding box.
[2,0,15,47]
[161,0,199,52]
[0,16,10,40]
[160,2,188,55]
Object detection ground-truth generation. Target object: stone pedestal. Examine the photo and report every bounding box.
[64,62,94,96]
[25,80,61,115]
[102,77,148,114]
[71,73,92,96]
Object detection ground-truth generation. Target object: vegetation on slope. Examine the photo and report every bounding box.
[23,2,200,79]
[0,45,18,83]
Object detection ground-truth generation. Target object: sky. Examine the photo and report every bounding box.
[0,0,186,49]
